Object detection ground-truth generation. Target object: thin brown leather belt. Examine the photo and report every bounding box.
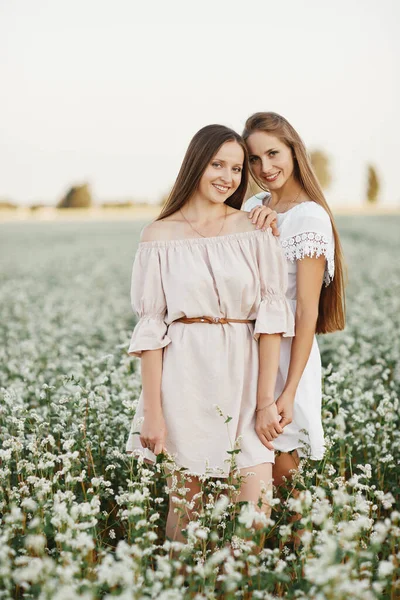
[174,316,254,325]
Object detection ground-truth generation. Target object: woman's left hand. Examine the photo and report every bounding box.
[248,206,279,236]
[255,402,283,451]
[275,390,295,429]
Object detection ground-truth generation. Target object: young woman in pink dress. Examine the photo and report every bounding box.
[126,124,294,542]
[242,112,346,488]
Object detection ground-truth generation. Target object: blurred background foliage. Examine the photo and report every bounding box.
[367,164,380,204]
[310,149,332,190]
[0,156,384,211]
[57,183,93,209]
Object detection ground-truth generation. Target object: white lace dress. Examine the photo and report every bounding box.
[243,194,335,459]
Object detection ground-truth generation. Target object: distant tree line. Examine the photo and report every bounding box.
[57,184,150,209]
[0,162,384,209]
[310,151,380,204]
[57,184,92,208]
[0,201,18,210]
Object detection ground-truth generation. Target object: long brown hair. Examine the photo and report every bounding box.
[243,112,346,334]
[157,125,249,220]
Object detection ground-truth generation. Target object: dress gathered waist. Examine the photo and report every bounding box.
[174,316,255,325]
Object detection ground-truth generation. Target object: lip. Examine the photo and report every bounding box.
[212,183,230,193]
[263,172,280,183]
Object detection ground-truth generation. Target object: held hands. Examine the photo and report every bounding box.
[255,391,295,450]
[275,390,295,429]
[255,401,283,451]
[140,411,167,456]
[248,206,280,237]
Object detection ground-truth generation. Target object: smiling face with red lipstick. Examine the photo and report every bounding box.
[246,131,296,192]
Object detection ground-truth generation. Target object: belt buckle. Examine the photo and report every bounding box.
[213,317,220,323]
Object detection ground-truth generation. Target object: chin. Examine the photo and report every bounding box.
[266,180,283,190]
[209,193,230,204]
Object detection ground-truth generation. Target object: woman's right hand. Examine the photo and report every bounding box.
[248,206,279,236]
[140,412,167,456]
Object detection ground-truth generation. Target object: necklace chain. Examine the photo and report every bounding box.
[268,188,302,213]
[180,204,227,238]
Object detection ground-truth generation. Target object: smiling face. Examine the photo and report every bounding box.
[246,131,295,190]
[197,140,244,204]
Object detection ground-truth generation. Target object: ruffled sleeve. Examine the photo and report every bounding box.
[128,245,171,357]
[254,230,295,340]
[280,203,335,287]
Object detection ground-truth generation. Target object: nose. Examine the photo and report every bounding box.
[220,167,233,184]
[260,156,272,174]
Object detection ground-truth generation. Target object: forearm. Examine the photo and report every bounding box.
[140,348,163,414]
[257,333,281,407]
[284,307,318,395]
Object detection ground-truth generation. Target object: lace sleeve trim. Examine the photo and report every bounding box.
[281,231,335,286]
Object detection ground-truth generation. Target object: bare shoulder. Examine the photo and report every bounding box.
[140,215,183,242]
[225,207,255,233]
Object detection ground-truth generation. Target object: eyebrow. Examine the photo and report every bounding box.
[213,158,243,166]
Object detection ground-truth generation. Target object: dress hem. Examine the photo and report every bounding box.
[275,445,325,461]
[126,449,274,478]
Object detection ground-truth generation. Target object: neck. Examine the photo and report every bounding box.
[184,195,226,222]
[269,177,302,207]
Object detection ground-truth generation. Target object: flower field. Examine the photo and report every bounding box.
[0,217,399,599]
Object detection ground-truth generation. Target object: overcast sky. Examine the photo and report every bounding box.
[1,0,399,206]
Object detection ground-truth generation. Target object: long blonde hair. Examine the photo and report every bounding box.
[243,112,345,334]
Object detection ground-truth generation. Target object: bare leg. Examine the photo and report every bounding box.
[165,471,203,543]
[233,463,273,516]
[273,450,300,488]
[233,462,273,552]
[273,450,303,547]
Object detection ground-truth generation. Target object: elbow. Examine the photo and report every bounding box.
[295,304,319,328]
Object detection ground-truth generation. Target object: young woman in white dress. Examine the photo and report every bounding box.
[126,124,294,542]
[241,112,346,488]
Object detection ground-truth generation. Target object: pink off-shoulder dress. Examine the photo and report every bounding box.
[126,229,294,477]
